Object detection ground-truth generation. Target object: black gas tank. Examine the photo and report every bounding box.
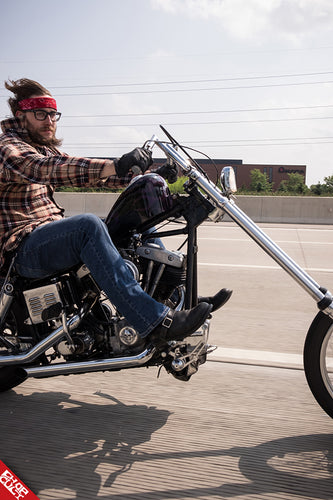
[105,174,174,242]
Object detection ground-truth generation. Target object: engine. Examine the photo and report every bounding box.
[106,243,187,355]
[19,244,189,362]
[135,243,187,303]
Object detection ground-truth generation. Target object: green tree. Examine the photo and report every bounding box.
[310,175,333,196]
[249,169,272,193]
[278,173,308,194]
[309,182,324,196]
[323,175,333,193]
[167,176,186,194]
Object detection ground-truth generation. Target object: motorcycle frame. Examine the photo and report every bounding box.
[154,137,333,319]
[138,183,214,309]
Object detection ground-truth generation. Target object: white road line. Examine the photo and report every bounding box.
[199,262,333,272]
[168,234,333,245]
[209,347,303,369]
[202,224,333,232]
[208,347,333,371]
[197,237,333,245]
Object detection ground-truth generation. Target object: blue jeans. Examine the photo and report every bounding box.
[14,214,169,337]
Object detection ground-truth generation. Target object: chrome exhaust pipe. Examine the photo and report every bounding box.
[0,313,82,366]
[24,347,155,378]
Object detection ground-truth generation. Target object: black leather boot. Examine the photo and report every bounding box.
[147,302,212,345]
[198,288,232,312]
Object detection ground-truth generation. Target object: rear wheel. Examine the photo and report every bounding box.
[303,312,333,418]
[0,366,27,392]
[0,300,42,392]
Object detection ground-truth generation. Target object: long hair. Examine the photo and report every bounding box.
[5,78,52,115]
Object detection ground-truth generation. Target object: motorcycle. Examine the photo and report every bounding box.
[0,126,332,419]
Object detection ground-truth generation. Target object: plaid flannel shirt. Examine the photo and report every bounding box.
[0,117,130,270]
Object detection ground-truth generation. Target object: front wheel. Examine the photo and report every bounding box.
[303,312,333,418]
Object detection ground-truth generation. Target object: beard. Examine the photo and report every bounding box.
[27,127,63,148]
[20,115,63,148]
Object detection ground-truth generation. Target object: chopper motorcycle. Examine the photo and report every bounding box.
[0,126,332,419]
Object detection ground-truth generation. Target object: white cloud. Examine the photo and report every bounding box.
[150,0,333,41]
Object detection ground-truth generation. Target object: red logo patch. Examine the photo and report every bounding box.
[0,461,39,500]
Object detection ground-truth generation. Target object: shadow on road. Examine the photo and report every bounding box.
[0,390,332,499]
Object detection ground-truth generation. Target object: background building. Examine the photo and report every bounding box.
[153,158,307,191]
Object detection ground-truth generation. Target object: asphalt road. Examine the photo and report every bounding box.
[195,222,333,355]
[1,359,332,499]
[0,221,332,499]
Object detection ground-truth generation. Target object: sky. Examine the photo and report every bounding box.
[1,0,333,186]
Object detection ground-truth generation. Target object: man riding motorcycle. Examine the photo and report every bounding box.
[0,78,213,346]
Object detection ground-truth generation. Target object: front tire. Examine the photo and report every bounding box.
[303,312,333,418]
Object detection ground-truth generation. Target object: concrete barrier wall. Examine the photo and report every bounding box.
[229,195,333,224]
[54,192,118,218]
[54,192,333,224]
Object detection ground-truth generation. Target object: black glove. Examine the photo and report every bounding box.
[114,148,153,177]
[155,162,178,184]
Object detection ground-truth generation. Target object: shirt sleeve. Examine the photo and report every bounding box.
[0,134,128,189]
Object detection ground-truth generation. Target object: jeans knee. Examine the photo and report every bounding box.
[74,213,109,246]
[76,213,104,232]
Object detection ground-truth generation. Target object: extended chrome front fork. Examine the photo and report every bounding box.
[220,198,333,318]
[156,139,333,318]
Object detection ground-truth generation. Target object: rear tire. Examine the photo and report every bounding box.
[0,366,27,392]
[303,312,333,418]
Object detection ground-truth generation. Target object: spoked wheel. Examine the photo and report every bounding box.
[303,312,333,419]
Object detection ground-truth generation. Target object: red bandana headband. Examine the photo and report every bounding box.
[18,97,57,111]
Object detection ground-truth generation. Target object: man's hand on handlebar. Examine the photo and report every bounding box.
[155,162,178,183]
[114,148,153,177]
